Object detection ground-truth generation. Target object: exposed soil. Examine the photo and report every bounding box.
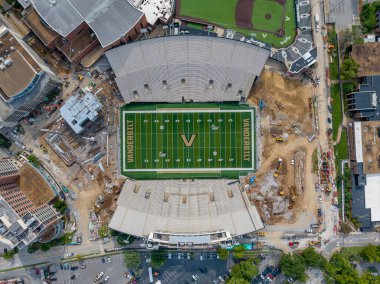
[247,70,318,225]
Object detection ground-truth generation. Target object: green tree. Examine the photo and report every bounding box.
[28,155,41,168]
[279,253,307,282]
[361,244,380,263]
[0,134,11,148]
[340,59,359,80]
[226,277,250,284]
[40,243,50,251]
[301,247,326,268]
[217,247,229,260]
[151,250,165,268]
[1,248,18,260]
[359,271,380,284]
[124,250,141,271]
[229,260,258,281]
[232,245,245,259]
[326,252,359,284]
[361,3,377,33]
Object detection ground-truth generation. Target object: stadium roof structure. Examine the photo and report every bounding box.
[106,36,270,103]
[109,179,264,238]
[31,0,143,47]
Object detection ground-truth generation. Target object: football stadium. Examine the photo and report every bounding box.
[107,36,269,248]
[120,103,255,179]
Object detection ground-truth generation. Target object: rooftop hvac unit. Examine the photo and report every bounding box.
[0,64,5,71]
[10,46,15,52]
[4,59,12,66]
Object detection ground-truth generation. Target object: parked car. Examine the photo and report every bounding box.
[107,256,111,263]
[318,208,322,216]
[318,196,323,203]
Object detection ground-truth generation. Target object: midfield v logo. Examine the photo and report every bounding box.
[180,134,197,147]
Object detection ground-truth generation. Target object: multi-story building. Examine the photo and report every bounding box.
[21,0,148,64]
[0,25,61,136]
[60,92,102,134]
[0,158,61,248]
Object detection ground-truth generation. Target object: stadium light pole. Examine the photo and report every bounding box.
[207,25,213,36]
[141,28,148,39]
[163,25,169,37]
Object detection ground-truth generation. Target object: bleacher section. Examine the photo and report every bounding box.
[109,179,264,238]
[106,36,270,103]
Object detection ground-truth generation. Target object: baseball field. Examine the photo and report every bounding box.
[120,103,256,179]
[177,0,296,48]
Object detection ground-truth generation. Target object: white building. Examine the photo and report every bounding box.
[60,92,102,134]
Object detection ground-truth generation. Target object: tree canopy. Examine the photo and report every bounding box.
[301,247,326,268]
[151,250,165,268]
[361,244,380,263]
[360,3,378,33]
[217,247,229,260]
[340,59,359,80]
[279,253,307,282]
[232,245,246,259]
[228,260,258,283]
[325,252,359,284]
[124,250,141,271]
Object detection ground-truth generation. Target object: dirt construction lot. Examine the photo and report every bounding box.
[247,70,318,229]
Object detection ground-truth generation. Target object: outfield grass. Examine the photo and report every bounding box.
[179,0,296,48]
[331,84,343,141]
[120,103,255,179]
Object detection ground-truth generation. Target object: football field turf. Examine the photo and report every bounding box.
[121,103,256,179]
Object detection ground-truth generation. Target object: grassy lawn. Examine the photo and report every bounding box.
[334,127,348,171]
[179,0,296,48]
[331,84,342,141]
[340,247,364,260]
[327,25,339,80]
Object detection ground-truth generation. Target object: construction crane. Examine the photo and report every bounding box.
[40,129,95,142]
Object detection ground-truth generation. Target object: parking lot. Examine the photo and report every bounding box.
[50,253,128,284]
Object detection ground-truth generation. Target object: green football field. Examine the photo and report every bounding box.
[121,103,256,179]
[178,0,296,48]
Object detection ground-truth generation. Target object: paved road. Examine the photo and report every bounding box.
[321,232,380,258]
[0,238,145,271]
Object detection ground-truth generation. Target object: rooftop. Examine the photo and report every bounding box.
[352,42,380,77]
[17,163,55,207]
[356,121,380,175]
[0,25,41,101]
[346,75,380,120]
[109,179,264,237]
[60,92,102,134]
[365,173,380,222]
[31,0,144,47]
[23,7,58,46]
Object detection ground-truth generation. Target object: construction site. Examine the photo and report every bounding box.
[247,70,319,228]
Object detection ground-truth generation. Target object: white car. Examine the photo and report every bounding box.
[95,272,104,282]
[308,135,316,142]
[65,252,74,257]
[107,256,111,263]
[104,275,110,282]
[291,159,295,165]
[318,196,323,203]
